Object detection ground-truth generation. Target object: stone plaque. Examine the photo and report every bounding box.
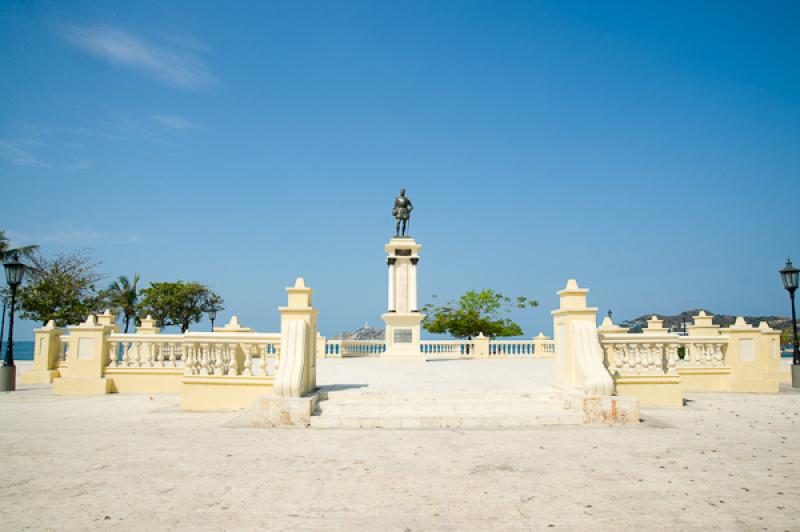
[394,329,413,343]
[78,337,95,360]
[396,249,412,256]
[739,339,755,362]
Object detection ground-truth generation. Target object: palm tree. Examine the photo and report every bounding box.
[106,274,140,333]
[0,230,39,353]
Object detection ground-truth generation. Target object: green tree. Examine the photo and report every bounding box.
[421,289,538,339]
[17,250,106,327]
[137,281,223,333]
[104,274,140,333]
[782,325,798,349]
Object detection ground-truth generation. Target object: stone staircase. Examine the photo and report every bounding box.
[309,389,584,429]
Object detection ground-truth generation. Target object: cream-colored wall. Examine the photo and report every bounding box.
[107,369,184,394]
[180,376,274,411]
[615,376,683,407]
[722,319,781,393]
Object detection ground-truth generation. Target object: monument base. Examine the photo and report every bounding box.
[381,312,425,359]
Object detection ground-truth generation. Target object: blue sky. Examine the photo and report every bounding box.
[1,1,798,340]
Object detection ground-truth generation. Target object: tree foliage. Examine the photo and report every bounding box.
[422,289,538,339]
[17,251,106,327]
[782,325,798,349]
[104,274,140,333]
[0,230,39,262]
[137,281,223,333]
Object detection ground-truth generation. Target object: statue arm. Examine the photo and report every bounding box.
[408,199,414,212]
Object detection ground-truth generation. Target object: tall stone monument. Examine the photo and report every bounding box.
[382,189,424,358]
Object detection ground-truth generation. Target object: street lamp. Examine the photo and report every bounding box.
[1,251,25,391]
[779,258,800,388]
[208,308,217,332]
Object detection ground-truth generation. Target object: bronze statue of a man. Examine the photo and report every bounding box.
[392,188,413,236]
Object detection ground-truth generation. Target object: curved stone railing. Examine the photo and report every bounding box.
[571,320,614,396]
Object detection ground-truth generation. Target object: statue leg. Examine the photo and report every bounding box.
[401,220,407,236]
[395,220,401,236]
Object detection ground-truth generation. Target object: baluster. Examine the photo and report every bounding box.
[227,343,239,376]
[198,344,209,375]
[243,344,253,376]
[108,341,119,367]
[213,344,224,375]
[629,344,640,373]
[666,343,678,374]
[713,343,724,366]
[184,344,194,375]
[143,342,153,367]
[261,345,271,376]
[155,342,164,367]
[169,343,178,367]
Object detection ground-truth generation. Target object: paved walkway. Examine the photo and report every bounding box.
[0,361,798,530]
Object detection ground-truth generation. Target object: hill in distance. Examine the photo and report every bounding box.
[619,309,791,333]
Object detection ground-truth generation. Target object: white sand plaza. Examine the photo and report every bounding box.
[1,360,799,530]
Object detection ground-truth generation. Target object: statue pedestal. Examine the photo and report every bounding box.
[381,312,424,359]
[381,237,425,360]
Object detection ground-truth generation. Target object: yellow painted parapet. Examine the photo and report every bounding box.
[20,320,62,384]
[181,375,274,411]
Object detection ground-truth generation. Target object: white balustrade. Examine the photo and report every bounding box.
[420,340,474,356]
[488,340,536,357]
[105,332,280,377]
[601,334,725,377]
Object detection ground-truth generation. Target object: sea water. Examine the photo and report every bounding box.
[0,341,34,360]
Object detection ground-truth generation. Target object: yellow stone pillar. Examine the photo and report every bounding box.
[533,332,554,359]
[551,279,602,391]
[722,317,780,393]
[20,320,63,384]
[277,277,318,396]
[52,314,117,395]
[473,333,489,358]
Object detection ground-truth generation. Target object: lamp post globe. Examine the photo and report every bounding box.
[779,258,800,388]
[208,309,217,332]
[1,251,26,391]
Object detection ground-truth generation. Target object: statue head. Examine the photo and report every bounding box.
[400,188,406,196]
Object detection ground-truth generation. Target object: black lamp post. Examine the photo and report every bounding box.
[779,258,800,388]
[1,251,25,391]
[208,309,217,332]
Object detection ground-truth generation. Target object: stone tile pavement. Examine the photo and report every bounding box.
[0,360,797,530]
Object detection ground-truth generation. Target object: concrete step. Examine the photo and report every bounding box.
[309,411,583,429]
[318,389,570,402]
[316,399,574,416]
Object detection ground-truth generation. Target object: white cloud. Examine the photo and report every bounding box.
[0,141,50,168]
[7,225,102,245]
[150,114,203,131]
[60,25,216,90]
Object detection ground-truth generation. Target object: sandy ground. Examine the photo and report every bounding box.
[0,359,798,531]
